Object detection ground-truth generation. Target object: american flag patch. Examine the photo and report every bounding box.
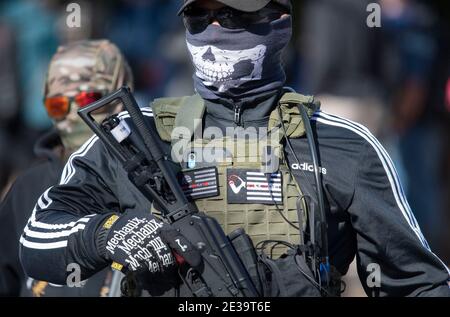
[227,169,283,205]
[178,167,219,200]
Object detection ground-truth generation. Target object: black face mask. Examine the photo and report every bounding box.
[186,15,292,101]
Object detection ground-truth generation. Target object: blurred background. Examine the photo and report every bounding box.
[0,0,449,296]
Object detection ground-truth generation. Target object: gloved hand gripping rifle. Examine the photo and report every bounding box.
[78,87,259,297]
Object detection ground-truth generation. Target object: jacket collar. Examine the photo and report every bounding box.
[203,89,283,129]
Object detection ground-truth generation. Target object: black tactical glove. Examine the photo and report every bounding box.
[95,211,202,275]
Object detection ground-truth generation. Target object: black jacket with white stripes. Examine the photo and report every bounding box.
[19,93,450,297]
[0,130,112,297]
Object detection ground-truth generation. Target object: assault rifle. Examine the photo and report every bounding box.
[79,87,260,297]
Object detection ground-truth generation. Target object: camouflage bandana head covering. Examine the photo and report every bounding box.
[44,39,133,155]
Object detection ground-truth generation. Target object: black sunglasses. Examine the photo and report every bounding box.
[182,3,287,33]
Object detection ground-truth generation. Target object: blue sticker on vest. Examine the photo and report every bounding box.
[227,169,283,205]
[178,167,219,200]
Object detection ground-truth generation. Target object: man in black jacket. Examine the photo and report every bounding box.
[19,0,450,296]
[0,39,133,296]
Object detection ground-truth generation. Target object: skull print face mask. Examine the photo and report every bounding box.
[187,43,267,86]
[186,15,292,100]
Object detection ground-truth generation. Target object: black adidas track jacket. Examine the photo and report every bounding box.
[19,104,450,297]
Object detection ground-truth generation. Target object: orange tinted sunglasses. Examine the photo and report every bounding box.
[44,91,103,120]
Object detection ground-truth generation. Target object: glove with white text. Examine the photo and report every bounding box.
[95,211,201,275]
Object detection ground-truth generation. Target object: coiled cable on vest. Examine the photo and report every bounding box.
[255,240,330,296]
[256,239,296,259]
[293,253,331,296]
[273,204,299,231]
[297,98,330,284]
[282,86,330,291]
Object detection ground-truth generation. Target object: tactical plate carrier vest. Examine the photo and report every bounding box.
[151,92,320,258]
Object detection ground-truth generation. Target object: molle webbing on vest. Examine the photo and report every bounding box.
[151,94,204,142]
[185,136,303,258]
[150,92,319,258]
[268,93,320,139]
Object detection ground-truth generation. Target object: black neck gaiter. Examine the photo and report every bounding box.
[186,15,292,101]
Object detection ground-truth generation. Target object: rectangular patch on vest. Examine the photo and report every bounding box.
[178,167,219,200]
[227,169,283,205]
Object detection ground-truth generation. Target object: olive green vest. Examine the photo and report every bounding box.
[151,92,320,258]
